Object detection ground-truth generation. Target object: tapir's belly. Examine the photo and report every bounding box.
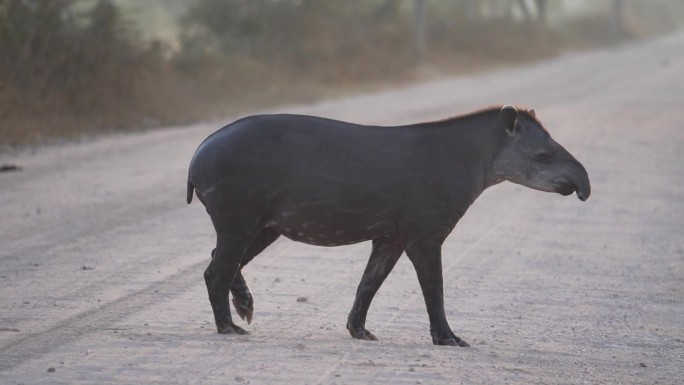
[197,167,408,246]
[267,198,400,247]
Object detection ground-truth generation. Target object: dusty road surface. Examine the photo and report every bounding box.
[1,31,683,385]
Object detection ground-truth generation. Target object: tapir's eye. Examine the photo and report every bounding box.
[536,153,551,163]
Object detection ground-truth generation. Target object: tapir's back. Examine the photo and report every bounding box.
[195,115,378,169]
[187,114,416,215]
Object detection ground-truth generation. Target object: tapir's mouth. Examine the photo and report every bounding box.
[556,182,575,196]
[555,180,590,201]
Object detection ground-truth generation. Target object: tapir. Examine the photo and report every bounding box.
[186,105,590,346]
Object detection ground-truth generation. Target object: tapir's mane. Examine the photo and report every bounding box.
[428,105,549,134]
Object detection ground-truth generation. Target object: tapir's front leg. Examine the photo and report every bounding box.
[347,237,404,341]
[405,239,470,347]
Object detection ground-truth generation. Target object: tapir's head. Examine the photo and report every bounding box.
[491,105,591,201]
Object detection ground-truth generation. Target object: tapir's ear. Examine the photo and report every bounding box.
[499,105,518,135]
[528,108,536,118]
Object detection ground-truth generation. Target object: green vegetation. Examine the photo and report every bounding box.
[1,0,682,147]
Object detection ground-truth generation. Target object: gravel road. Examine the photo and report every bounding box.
[1,32,683,385]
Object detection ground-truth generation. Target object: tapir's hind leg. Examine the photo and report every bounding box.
[230,273,252,324]
[347,238,403,341]
[205,230,257,334]
[230,228,280,324]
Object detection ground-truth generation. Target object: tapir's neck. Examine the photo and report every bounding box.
[407,110,507,194]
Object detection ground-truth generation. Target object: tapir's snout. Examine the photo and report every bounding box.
[552,161,590,201]
[575,174,591,202]
[568,162,591,202]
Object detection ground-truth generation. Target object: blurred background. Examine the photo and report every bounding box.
[1,0,683,147]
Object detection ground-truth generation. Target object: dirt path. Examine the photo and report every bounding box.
[1,32,683,385]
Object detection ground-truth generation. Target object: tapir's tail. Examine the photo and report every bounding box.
[186,181,194,204]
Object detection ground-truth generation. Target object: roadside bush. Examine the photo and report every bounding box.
[0,0,187,144]
[1,0,681,147]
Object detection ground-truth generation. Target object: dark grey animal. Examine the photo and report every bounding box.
[187,105,590,346]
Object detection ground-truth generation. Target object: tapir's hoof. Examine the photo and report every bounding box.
[217,322,249,335]
[432,336,470,347]
[232,297,254,324]
[346,322,379,341]
[353,330,379,341]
